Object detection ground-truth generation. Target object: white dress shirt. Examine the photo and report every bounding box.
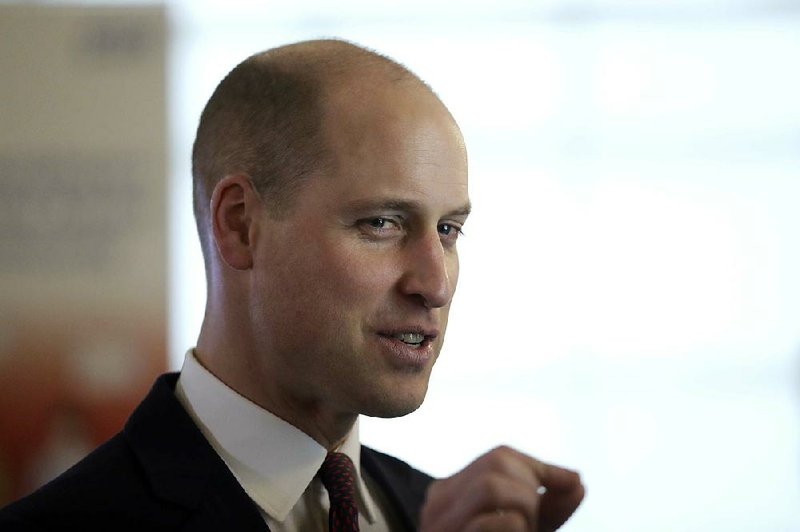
[174,350,398,531]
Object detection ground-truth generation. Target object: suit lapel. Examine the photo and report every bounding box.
[361,446,434,531]
[123,373,269,531]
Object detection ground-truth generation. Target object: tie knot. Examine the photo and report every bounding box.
[320,452,357,505]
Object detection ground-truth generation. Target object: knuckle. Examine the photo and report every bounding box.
[491,445,512,459]
[479,445,520,476]
[494,444,513,454]
[484,447,510,470]
[480,473,507,502]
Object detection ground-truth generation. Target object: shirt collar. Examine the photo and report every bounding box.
[175,349,378,523]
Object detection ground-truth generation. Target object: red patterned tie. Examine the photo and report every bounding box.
[320,452,360,532]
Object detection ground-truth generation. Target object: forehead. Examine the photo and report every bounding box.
[315,78,469,211]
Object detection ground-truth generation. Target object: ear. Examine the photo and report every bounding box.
[210,174,260,270]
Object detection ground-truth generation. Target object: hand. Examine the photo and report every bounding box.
[419,446,585,532]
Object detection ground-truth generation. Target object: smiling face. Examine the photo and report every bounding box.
[246,78,470,423]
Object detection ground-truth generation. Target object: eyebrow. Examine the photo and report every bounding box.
[344,198,472,217]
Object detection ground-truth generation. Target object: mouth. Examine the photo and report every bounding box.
[377,328,438,348]
[374,325,441,368]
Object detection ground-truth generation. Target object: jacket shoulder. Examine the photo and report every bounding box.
[0,432,186,531]
[361,445,434,531]
[362,446,434,487]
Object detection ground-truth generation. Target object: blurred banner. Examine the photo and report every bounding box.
[0,5,167,503]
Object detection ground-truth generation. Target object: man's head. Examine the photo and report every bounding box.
[192,39,470,444]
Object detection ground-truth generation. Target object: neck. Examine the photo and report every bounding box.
[195,324,358,451]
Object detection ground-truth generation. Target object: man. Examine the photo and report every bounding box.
[0,39,584,531]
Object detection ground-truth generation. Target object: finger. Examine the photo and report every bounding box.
[487,446,547,492]
[422,472,540,532]
[452,446,544,494]
[473,447,584,526]
[538,478,585,532]
[421,447,541,520]
[531,461,583,493]
[463,511,527,532]
[420,447,585,532]
[501,448,585,531]
[484,446,578,494]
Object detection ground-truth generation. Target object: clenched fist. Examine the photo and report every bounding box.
[419,446,584,532]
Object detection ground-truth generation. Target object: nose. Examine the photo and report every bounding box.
[398,231,456,309]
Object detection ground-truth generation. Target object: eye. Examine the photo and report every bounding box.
[357,216,403,238]
[438,222,464,240]
[366,217,392,229]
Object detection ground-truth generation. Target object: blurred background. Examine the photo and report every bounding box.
[1,0,798,530]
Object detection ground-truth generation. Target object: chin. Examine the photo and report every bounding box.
[358,384,429,419]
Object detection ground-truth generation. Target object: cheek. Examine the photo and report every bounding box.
[285,239,399,315]
[322,244,400,304]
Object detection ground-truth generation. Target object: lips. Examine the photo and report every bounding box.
[375,326,439,367]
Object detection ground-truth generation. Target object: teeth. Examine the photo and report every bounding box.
[393,332,425,344]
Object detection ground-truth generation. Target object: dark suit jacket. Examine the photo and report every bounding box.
[0,373,433,531]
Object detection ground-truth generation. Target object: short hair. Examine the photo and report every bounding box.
[191,39,420,265]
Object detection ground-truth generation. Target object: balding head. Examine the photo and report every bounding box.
[191,39,440,267]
